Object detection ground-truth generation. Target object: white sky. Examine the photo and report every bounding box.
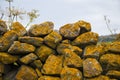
[0,0,120,35]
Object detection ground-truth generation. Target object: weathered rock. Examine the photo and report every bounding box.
[31,60,43,70]
[0,30,18,51]
[35,45,55,62]
[62,39,71,44]
[100,53,120,71]
[57,43,82,56]
[59,23,80,39]
[8,41,35,54]
[28,21,54,37]
[106,70,120,79]
[84,75,110,80]
[61,67,83,80]
[0,20,7,35]
[72,32,99,48]
[44,31,62,49]
[63,49,83,68]
[0,63,4,74]
[108,41,120,53]
[83,58,102,78]
[41,54,63,75]
[20,53,38,64]
[38,76,60,80]
[0,52,18,64]
[75,20,91,33]
[11,22,27,36]
[35,68,42,77]
[83,45,104,59]
[19,36,43,47]
[15,65,38,80]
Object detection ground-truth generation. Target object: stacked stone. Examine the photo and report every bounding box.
[0,19,120,80]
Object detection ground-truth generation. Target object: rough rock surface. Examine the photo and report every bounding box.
[28,21,54,36]
[8,41,35,54]
[0,20,7,35]
[60,67,83,80]
[38,76,60,80]
[83,58,102,78]
[84,75,110,80]
[106,70,120,79]
[15,65,38,80]
[11,22,27,36]
[72,32,99,48]
[19,36,43,47]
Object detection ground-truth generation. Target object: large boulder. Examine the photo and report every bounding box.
[100,53,120,71]
[44,31,62,49]
[63,49,83,68]
[18,36,43,47]
[72,32,99,48]
[41,54,63,75]
[38,76,60,80]
[59,23,80,39]
[60,67,83,80]
[11,22,27,36]
[75,20,91,33]
[28,21,54,37]
[8,41,35,54]
[0,20,7,35]
[20,53,38,64]
[0,30,18,51]
[83,58,102,78]
[15,65,38,80]
[0,52,18,64]
[35,45,55,62]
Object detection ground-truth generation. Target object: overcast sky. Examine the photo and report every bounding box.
[0,0,120,35]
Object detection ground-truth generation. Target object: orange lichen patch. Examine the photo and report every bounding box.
[11,22,27,36]
[44,31,62,49]
[61,67,83,80]
[0,20,7,35]
[106,70,120,79]
[72,32,99,48]
[84,45,105,59]
[41,54,63,75]
[35,45,55,62]
[83,58,102,78]
[75,20,91,33]
[19,36,43,47]
[0,52,18,64]
[8,41,35,54]
[28,21,54,37]
[15,65,38,80]
[38,76,60,80]
[59,23,80,39]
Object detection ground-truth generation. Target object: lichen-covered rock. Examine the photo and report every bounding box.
[0,52,18,64]
[106,70,120,79]
[31,60,43,70]
[11,22,27,36]
[100,53,120,71]
[28,21,54,37]
[63,49,83,68]
[75,20,91,33]
[108,41,120,53]
[84,75,110,80]
[35,68,42,77]
[59,23,80,39]
[38,76,60,80]
[15,65,38,80]
[41,54,63,75]
[35,45,55,62]
[0,20,7,35]
[57,43,82,56]
[19,36,43,47]
[0,63,4,74]
[20,53,38,64]
[83,58,102,78]
[0,30,18,51]
[83,45,104,59]
[44,31,62,49]
[8,41,35,54]
[72,32,99,48]
[60,67,83,80]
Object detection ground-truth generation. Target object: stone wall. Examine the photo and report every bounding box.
[0,20,120,80]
